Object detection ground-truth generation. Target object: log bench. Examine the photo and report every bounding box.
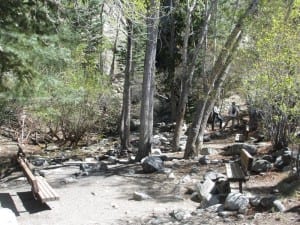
[17,145,59,203]
[225,148,253,193]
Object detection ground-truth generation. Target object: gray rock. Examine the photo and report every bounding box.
[200,147,218,155]
[205,204,224,213]
[224,192,249,214]
[45,144,59,151]
[215,178,231,195]
[260,195,276,209]
[132,191,152,201]
[203,135,211,142]
[218,210,238,217]
[223,143,257,156]
[169,209,190,221]
[151,148,162,156]
[249,196,261,207]
[262,155,274,162]
[195,179,220,207]
[62,177,78,184]
[199,155,210,165]
[0,208,19,225]
[274,151,292,170]
[203,171,226,181]
[196,178,216,196]
[252,159,272,173]
[141,156,164,173]
[273,200,286,212]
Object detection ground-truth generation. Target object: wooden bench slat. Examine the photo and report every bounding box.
[17,145,59,203]
[36,176,59,202]
[225,148,254,193]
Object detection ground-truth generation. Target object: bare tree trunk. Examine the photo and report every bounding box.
[120,19,134,152]
[99,3,105,75]
[184,0,259,158]
[136,0,160,161]
[109,15,120,79]
[169,0,178,122]
[173,0,216,150]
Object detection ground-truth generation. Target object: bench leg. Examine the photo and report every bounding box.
[238,181,243,193]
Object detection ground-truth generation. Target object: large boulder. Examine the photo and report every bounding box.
[141,156,164,173]
[224,192,249,214]
[223,143,257,156]
[251,159,273,173]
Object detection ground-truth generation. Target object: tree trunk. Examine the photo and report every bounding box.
[169,0,178,122]
[173,0,216,150]
[120,19,134,152]
[136,0,160,161]
[109,15,120,79]
[184,0,259,158]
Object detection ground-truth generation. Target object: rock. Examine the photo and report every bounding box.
[80,162,107,173]
[200,147,218,155]
[203,135,211,142]
[200,194,220,208]
[195,178,219,207]
[262,155,274,163]
[199,155,210,165]
[196,178,216,195]
[62,177,78,184]
[223,143,257,156]
[224,192,249,214]
[190,165,200,174]
[235,134,245,142]
[31,157,48,167]
[169,209,190,221]
[218,210,238,217]
[251,159,272,173]
[168,172,176,179]
[260,195,276,209]
[250,196,261,207]
[203,171,227,181]
[190,192,201,203]
[132,191,152,201]
[205,204,224,213]
[181,174,192,183]
[151,148,162,156]
[273,200,286,212]
[215,178,231,195]
[152,135,162,146]
[0,208,18,225]
[274,151,292,170]
[130,119,140,131]
[45,144,59,151]
[141,156,164,173]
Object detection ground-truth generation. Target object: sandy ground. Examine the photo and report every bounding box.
[1,163,200,225]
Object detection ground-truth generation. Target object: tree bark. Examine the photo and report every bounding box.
[120,19,134,152]
[184,0,259,158]
[136,0,160,161]
[173,0,216,150]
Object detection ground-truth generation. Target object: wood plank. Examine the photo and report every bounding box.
[17,157,39,194]
[36,176,59,202]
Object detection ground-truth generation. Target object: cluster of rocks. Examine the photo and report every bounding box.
[126,168,288,225]
[222,143,298,174]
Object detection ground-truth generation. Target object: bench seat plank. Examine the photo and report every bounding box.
[17,146,59,203]
[225,162,246,181]
[36,176,59,203]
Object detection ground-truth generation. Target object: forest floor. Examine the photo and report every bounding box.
[0,126,300,225]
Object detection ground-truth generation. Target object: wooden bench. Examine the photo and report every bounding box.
[17,145,59,203]
[225,148,253,193]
